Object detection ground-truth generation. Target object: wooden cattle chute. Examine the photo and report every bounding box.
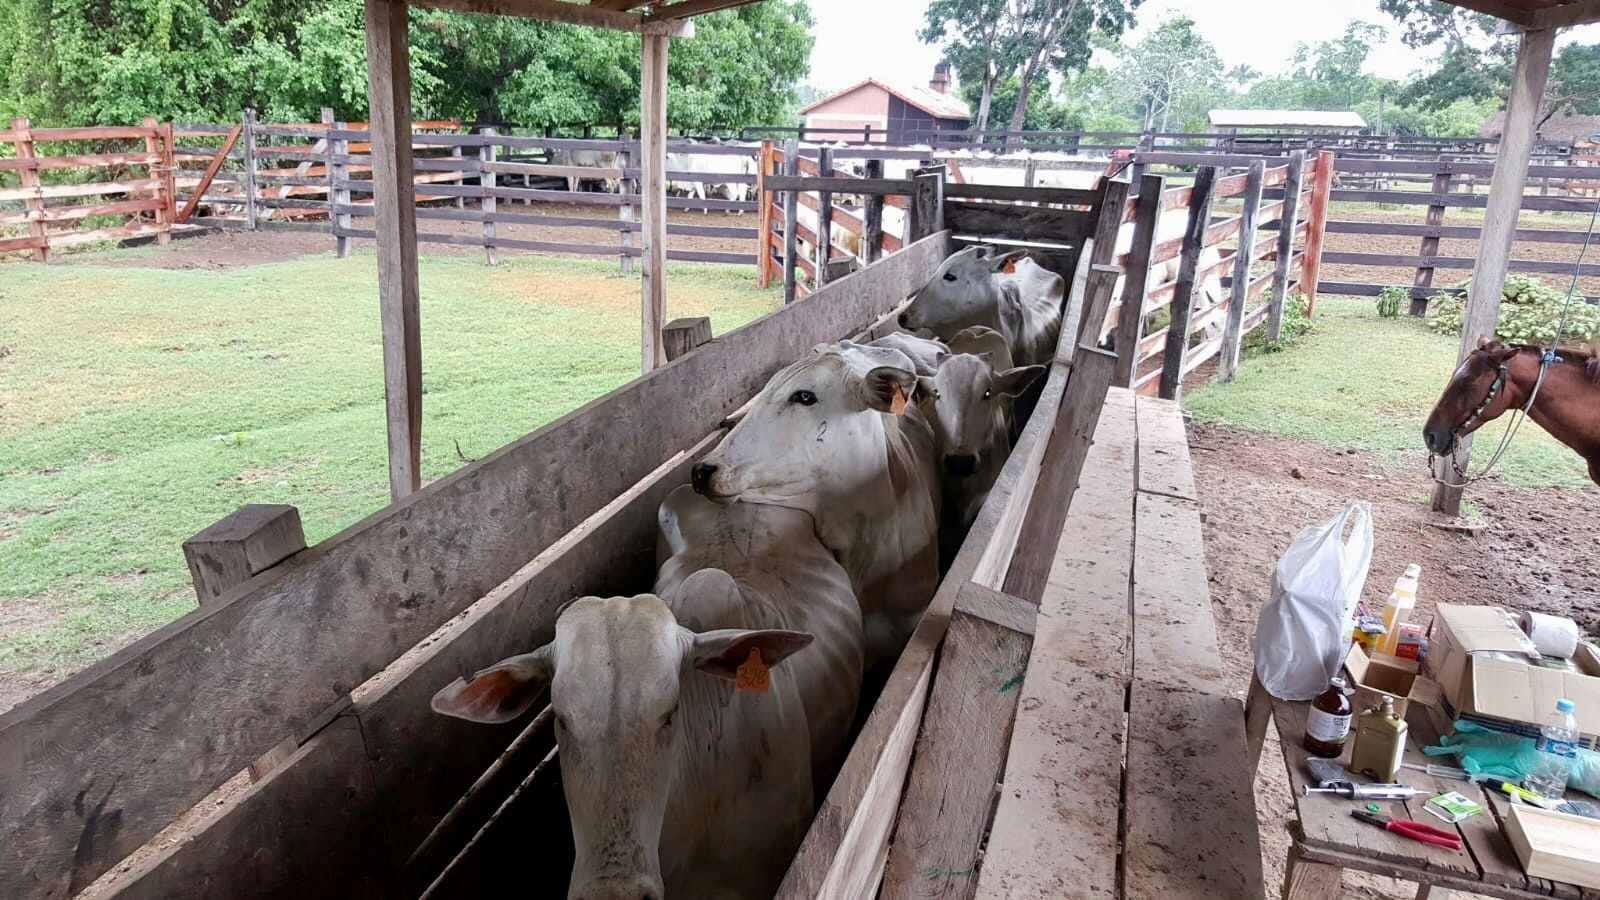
[0,117,179,259]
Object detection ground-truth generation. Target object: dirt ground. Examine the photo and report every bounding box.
[1191,421,1600,898]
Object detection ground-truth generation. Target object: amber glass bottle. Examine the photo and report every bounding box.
[1304,676,1353,758]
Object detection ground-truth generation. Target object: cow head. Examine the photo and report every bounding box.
[432,593,811,900]
[692,345,918,514]
[900,246,1025,336]
[917,352,1044,477]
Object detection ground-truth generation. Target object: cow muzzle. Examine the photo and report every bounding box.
[569,874,663,900]
[691,462,718,494]
[943,454,978,478]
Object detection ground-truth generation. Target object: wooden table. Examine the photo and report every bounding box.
[1247,678,1599,900]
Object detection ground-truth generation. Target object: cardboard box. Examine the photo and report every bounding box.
[1506,804,1600,889]
[1344,644,1420,719]
[1425,604,1600,748]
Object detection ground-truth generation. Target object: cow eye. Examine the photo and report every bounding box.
[788,390,818,406]
[942,272,957,282]
[984,390,992,399]
[933,389,942,400]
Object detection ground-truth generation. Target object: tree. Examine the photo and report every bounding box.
[1549,43,1600,117]
[1115,16,1222,132]
[1377,0,1497,50]
[919,0,1014,132]
[1002,0,1137,135]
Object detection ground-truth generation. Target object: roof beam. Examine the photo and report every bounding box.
[412,0,692,34]
[592,0,655,10]
[1532,0,1600,28]
[1439,0,1535,25]
[648,0,754,18]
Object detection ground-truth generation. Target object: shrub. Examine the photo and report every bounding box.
[1427,274,1600,346]
[1377,285,1407,318]
[1244,291,1311,354]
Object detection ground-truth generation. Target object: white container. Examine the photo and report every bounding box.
[1378,564,1420,656]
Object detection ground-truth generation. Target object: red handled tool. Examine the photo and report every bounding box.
[1351,810,1462,851]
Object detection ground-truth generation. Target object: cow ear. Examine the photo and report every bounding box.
[689,628,814,680]
[857,365,918,414]
[977,351,994,367]
[432,646,554,724]
[934,350,950,366]
[990,250,1026,272]
[995,365,1047,397]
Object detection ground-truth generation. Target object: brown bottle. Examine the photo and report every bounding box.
[1303,676,1353,758]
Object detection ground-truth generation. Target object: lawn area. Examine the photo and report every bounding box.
[1185,295,1592,491]
[0,247,778,684]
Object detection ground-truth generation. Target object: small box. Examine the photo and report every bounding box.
[1344,643,1419,719]
[1425,791,1485,824]
[1506,804,1600,889]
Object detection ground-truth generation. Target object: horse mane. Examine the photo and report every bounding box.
[1491,342,1600,385]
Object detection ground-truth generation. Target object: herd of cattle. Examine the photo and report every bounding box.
[431,246,1067,900]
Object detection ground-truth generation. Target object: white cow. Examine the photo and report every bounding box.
[900,247,1065,369]
[547,148,623,194]
[691,342,941,664]
[667,146,754,214]
[865,332,947,375]
[433,590,816,900]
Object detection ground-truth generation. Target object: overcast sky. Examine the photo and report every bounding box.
[803,0,1600,93]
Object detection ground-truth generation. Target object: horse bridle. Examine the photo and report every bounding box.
[1453,362,1510,438]
[1431,350,1557,483]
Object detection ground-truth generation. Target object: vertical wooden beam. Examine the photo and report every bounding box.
[816,146,834,286]
[1159,165,1217,402]
[1299,150,1335,315]
[618,145,635,275]
[143,117,172,245]
[661,316,712,361]
[242,108,259,230]
[1220,159,1265,382]
[1114,173,1165,387]
[1411,167,1454,315]
[908,166,945,242]
[183,505,306,606]
[1267,150,1306,345]
[1433,26,1556,516]
[1022,157,1037,188]
[782,138,799,305]
[755,140,775,287]
[863,158,885,263]
[1080,177,1132,346]
[364,0,423,500]
[160,122,177,239]
[639,32,669,372]
[10,116,48,261]
[330,118,352,259]
[481,127,499,266]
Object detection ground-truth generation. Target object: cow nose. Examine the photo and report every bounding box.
[897,312,910,328]
[571,876,663,900]
[691,462,717,494]
[943,454,977,478]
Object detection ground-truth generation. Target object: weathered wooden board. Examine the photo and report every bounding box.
[1131,492,1230,697]
[0,232,950,897]
[1134,395,1196,501]
[182,505,305,605]
[944,201,1093,242]
[1122,685,1264,899]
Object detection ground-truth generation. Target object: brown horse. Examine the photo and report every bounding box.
[1424,340,1600,485]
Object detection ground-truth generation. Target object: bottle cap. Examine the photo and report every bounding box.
[1331,676,1347,689]
[1557,698,1576,713]
[1404,563,1421,578]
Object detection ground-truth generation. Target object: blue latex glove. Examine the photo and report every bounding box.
[1425,720,1600,798]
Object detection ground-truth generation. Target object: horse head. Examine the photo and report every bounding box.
[1423,339,1526,455]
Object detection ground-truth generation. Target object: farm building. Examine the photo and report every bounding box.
[1208,109,1368,134]
[1479,109,1600,150]
[799,65,971,143]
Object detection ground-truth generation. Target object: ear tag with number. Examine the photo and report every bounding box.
[736,648,770,693]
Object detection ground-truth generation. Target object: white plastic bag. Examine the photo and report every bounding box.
[1253,501,1374,701]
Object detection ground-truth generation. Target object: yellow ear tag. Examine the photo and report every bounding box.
[1002,258,1018,275]
[736,648,770,693]
[889,383,909,415]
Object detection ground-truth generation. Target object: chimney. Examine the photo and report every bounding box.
[930,63,950,95]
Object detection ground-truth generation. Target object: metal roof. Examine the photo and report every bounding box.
[1207,109,1367,130]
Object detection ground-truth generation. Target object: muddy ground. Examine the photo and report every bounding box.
[1192,421,1600,898]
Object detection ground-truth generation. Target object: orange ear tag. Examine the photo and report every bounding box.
[889,383,909,415]
[1002,258,1018,274]
[736,648,770,693]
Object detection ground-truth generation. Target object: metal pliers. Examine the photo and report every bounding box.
[1351,810,1463,851]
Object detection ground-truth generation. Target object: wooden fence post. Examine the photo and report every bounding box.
[816,146,834,286]
[782,137,800,305]
[1220,159,1266,382]
[9,116,48,261]
[1023,157,1038,188]
[1079,176,1132,346]
[1159,165,1217,402]
[1410,165,1453,316]
[618,145,635,275]
[661,316,712,361]
[1113,173,1164,387]
[242,108,259,230]
[143,116,172,244]
[330,118,352,259]
[161,122,177,238]
[1267,150,1306,345]
[1299,149,1335,315]
[863,158,885,263]
[481,127,499,266]
[183,505,306,606]
[908,166,945,242]
[756,140,775,287]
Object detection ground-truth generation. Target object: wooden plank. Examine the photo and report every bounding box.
[1131,492,1229,696]
[755,140,774,285]
[1410,169,1454,315]
[639,33,668,371]
[909,167,945,242]
[1220,160,1265,381]
[1123,685,1264,899]
[863,158,886,263]
[410,0,691,34]
[1114,174,1165,387]
[661,316,712,361]
[1300,150,1335,315]
[1158,165,1216,401]
[1268,150,1306,344]
[0,176,167,203]
[8,118,49,261]
[943,201,1092,242]
[816,147,835,287]
[765,174,914,196]
[8,125,157,142]
[0,198,165,226]
[177,125,242,224]
[783,138,799,304]
[1081,180,1131,341]
[1322,252,1600,278]
[0,151,163,171]
[944,182,1097,206]
[1283,844,1345,900]
[182,505,306,606]
[1325,219,1600,244]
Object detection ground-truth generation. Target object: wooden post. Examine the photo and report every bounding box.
[1299,149,1335,315]
[1114,173,1164,387]
[1409,166,1454,316]
[330,118,352,259]
[661,316,712,361]
[619,145,635,275]
[908,166,945,242]
[10,116,48,261]
[450,141,465,210]
[1267,150,1306,345]
[183,505,306,606]
[1079,177,1132,346]
[143,117,172,245]
[1432,27,1556,516]
[640,32,670,372]
[364,0,424,500]
[242,108,259,230]
[481,127,499,266]
[1023,157,1038,188]
[816,146,834,286]
[863,158,885,263]
[782,137,799,305]
[1220,159,1266,382]
[1159,165,1217,402]
[160,122,177,238]
[755,140,775,287]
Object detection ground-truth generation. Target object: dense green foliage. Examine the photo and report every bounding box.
[0,0,813,128]
[1377,286,1407,319]
[1428,274,1600,346]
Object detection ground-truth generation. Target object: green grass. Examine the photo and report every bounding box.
[1185,296,1593,491]
[0,248,778,678]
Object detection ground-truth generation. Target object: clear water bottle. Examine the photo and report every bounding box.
[1526,698,1580,800]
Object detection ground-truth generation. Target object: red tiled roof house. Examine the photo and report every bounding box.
[799,65,971,143]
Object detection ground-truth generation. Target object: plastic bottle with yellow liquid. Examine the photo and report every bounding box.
[1377,564,1421,656]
